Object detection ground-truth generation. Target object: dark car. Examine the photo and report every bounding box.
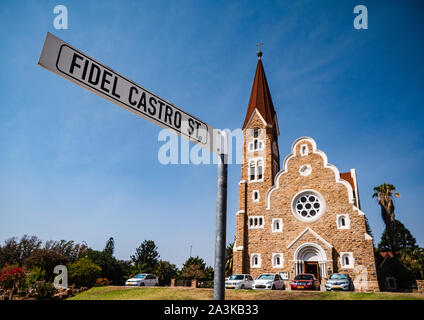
[290,274,320,290]
[325,273,354,291]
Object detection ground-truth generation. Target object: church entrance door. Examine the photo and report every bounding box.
[304,261,320,282]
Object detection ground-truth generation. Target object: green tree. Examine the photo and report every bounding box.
[378,219,418,252]
[225,242,234,277]
[373,183,400,256]
[86,237,131,285]
[104,237,115,256]
[0,235,42,267]
[131,240,160,273]
[180,256,207,280]
[399,248,424,280]
[23,249,67,281]
[68,257,101,287]
[154,260,177,285]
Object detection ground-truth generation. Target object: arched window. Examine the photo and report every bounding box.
[253,127,260,138]
[272,253,283,268]
[249,161,256,181]
[341,252,354,269]
[251,254,261,268]
[337,214,350,229]
[344,256,349,265]
[252,190,259,202]
[272,218,283,232]
[257,160,263,180]
[248,159,264,181]
[248,216,264,229]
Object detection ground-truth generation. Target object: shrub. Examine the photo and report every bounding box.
[95,277,111,286]
[68,257,101,288]
[30,281,56,300]
[25,266,46,290]
[0,263,26,300]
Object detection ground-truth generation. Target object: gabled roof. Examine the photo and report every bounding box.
[242,53,277,130]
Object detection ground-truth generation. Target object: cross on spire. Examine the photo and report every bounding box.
[256,42,263,58]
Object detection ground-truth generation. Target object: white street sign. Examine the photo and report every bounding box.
[38,32,226,154]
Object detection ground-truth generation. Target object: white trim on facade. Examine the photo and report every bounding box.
[250,253,262,268]
[236,210,245,215]
[287,227,333,249]
[272,253,284,268]
[336,214,350,230]
[252,190,260,203]
[271,218,283,232]
[248,157,264,183]
[266,137,355,210]
[243,109,267,130]
[299,164,312,176]
[248,216,264,229]
[340,252,354,269]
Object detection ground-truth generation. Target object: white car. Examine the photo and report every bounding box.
[225,274,254,289]
[253,273,285,290]
[125,273,159,287]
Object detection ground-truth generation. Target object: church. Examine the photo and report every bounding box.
[232,50,380,292]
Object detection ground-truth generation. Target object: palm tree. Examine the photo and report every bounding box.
[225,242,234,277]
[372,183,400,256]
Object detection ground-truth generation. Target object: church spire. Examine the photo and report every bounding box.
[242,50,277,130]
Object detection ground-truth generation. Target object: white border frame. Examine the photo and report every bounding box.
[340,252,354,269]
[272,253,284,268]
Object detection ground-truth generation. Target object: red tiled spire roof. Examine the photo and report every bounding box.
[242,52,277,130]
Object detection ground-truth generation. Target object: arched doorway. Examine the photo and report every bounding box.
[294,243,327,281]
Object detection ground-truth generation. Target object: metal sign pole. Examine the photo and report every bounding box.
[213,152,228,300]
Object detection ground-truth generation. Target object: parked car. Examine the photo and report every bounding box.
[253,273,285,290]
[225,274,254,289]
[325,273,354,291]
[290,274,320,290]
[125,273,159,287]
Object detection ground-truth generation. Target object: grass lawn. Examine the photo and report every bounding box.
[69,286,424,300]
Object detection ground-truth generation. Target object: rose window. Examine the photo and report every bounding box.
[291,190,325,222]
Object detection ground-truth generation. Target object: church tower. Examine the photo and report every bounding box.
[233,50,280,274]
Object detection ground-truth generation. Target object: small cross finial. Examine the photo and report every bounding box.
[256,42,263,58]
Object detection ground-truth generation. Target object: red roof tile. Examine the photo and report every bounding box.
[340,172,355,192]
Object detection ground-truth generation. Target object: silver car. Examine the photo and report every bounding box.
[125,273,159,287]
[225,274,254,289]
[325,273,354,291]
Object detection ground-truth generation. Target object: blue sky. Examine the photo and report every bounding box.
[0,0,423,268]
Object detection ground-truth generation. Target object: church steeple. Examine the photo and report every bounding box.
[242,50,278,131]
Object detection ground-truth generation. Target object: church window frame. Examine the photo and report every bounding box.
[248,158,264,182]
[272,253,284,268]
[272,218,283,233]
[300,144,309,156]
[248,215,264,229]
[252,190,260,203]
[299,164,312,176]
[340,252,354,269]
[337,214,350,230]
[248,139,264,152]
[251,253,261,268]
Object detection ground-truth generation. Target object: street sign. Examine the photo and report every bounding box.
[38,32,228,300]
[38,32,226,154]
